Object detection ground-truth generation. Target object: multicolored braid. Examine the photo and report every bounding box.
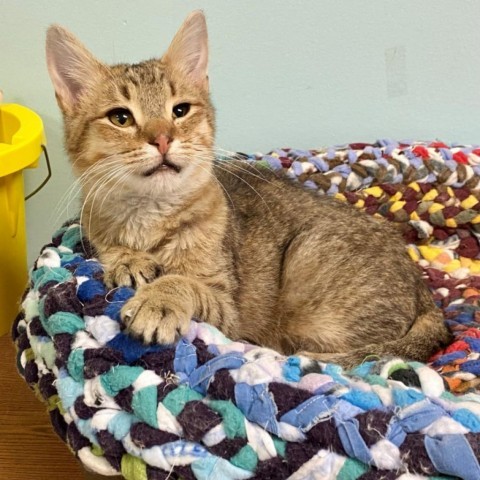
[13,140,480,479]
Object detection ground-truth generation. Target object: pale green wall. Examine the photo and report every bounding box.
[1,0,480,263]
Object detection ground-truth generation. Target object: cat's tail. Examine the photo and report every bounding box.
[300,306,452,370]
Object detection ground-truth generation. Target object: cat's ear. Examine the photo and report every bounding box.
[46,25,106,114]
[163,11,209,89]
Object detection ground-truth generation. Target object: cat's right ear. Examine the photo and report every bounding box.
[163,11,209,90]
[46,25,105,114]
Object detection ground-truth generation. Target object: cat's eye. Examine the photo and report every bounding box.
[107,108,135,127]
[173,103,191,119]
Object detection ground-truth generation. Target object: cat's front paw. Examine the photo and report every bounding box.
[101,248,163,289]
[121,282,193,345]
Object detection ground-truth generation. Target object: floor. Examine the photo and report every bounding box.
[0,333,85,480]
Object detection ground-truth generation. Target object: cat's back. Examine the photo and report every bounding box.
[214,159,336,218]
[213,160,397,240]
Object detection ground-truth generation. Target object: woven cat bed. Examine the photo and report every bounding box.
[13,140,480,480]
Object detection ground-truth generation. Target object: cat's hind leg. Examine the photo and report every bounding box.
[276,226,451,369]
[276,227,397,358]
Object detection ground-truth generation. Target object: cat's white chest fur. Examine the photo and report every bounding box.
[99,194,168,251]
[96,193,196,269]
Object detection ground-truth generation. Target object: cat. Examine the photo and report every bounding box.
[45,11,451,368]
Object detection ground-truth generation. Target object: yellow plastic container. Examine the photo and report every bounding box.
[0,104,45,336]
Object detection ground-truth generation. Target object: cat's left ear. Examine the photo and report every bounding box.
[163,11,209,90]
[46,25,107,114]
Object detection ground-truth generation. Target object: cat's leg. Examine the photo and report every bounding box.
[277,226,451,369]
[275,228,371,357]
[276,226,433,361]
[100,246,163,289]
[120,274,237,344]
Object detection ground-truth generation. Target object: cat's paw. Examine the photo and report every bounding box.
[121,282,193,345]
[102,250,163,289]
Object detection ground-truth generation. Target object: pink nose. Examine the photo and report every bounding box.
[153,134,172,154]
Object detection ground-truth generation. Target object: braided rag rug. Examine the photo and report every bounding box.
[13,140,480,480]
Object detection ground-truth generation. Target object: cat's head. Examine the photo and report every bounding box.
[46,11,214,199]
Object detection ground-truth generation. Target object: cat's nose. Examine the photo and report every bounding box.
[151,134,172,155]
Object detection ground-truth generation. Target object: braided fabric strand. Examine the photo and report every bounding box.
[13,140,480,479]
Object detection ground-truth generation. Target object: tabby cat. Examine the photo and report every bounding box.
[45,11,450,368]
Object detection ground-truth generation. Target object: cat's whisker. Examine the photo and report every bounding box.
[79,164,129,248]
[86,165,133,242]
[52,155,122,221]
[82,164,131,222]
[50,180,82,226]
[190,156,236,212]
[178,149,271,206]
[202,157,274,216]
[94,168,134,228]
[213,148,277,187]
[195,156,274,217]
[52,164,119,226]
[51,156,123,226]
[213,147,245,160]
[215,159,276,188]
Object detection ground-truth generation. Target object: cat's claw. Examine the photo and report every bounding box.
[103,252,163,289]
[120,283,192,345]
[121,308,135,322]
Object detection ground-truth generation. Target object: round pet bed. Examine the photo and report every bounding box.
[13,140,480,480]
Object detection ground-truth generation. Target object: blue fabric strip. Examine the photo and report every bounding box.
[425,434,480,480]
[235,382,279,436]
[188,352,246,395]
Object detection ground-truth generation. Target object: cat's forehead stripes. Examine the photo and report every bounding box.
[119,84,131,101]
[123,61,165,85]
[169,81,176,97]
[109,61,174,119]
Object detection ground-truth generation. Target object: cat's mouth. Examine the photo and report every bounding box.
[143,159,181,177]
